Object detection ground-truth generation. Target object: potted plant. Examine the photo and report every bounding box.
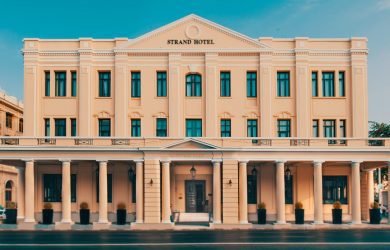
[369,201,381,224]
[116,202,127,225]
[42,202,53,224]
[79,202,90,225]
[4,201,17,224]
[332,201,342,224]
[257,202,266,224]
[294,201,304,224]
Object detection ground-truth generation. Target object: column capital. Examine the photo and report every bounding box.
[22,159,34,163]
[351,160,363,165]
[134,159,144,163]
[59,159,72,163]
[238,160,249,164]
[275,160,286,164]
[313,160,325,166]
[211,159,222,163]
[97,159,108,163]
[160,159,171,164]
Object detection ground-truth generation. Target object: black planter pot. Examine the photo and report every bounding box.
[4,208,17,224]
[295,209,304,224]
[332,209,342,224]
[42,209,53,224]
[116,209,127,225]
[80,209,90,225]
[257,209,266,224]
[369,208,381,224]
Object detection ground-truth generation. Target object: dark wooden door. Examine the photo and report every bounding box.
[185,180,206,212]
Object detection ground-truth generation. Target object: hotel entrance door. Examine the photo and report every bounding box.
[185,180,206,213]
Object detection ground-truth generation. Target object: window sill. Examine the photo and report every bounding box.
[43,97,77,99]
[185,96,203,99]
[312,97,347,100]
[95,97,112,99]
[219,96,232,99]
[275,97,293,99]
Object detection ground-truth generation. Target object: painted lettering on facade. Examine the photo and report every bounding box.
[167,39,215,45]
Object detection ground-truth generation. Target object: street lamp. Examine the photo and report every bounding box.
[128,166,135,181]
[190,164,196,180]
[251,167,258,177]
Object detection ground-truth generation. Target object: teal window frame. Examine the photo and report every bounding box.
[277,72,290,97]
[277,119,291,137]
[131,119,141,137]
[156,118,167,137]
[45,71,50,97]
[339,71,345,97]
[54,118,66,137]
[99,72,111,97]
[323,176,348,204]
[246,72,257,97]
[186,74,202,97]
[157,71,167,97]
[220,71,231,97]
[322,72,335,97]
[220,119,231,137]
[131,71,141,98]
[44,118,50,136]
[312,119,319,137]
[98,119,111,137]
[186,119,202,137]
[247,119,258,137]
[71,71,77,97]
[55,71,66,97]
[312,72,318,97]
[71,118,76,137]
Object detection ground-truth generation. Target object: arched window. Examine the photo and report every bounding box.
[186,74,202,97]
[5,181,13,202]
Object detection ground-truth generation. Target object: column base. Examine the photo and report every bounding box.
[312,221,324,225]
[92,221,112,230]
[350,221,362,225]
[131,222,174,230]
[210,223,253,229]
[55,221,74,230]
[18,221,37,230]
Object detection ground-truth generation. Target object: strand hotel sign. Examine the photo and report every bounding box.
[167,39,215,45]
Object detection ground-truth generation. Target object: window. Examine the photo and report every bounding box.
[339,72,345,97]
[71,71,77,97]
[322,72,335,97]
[277,119,291,137]
[43,174,77,202]
[186,74,202,96]
[131,72,141,98]
[71,118,77,137]
[45,71,50,97]
[55,119,66,136]
[247,72,257,97]
[277,72,290,97]
[156,118,167,137]
[98,119,111,137]
[323,176,348,204]
[19,118,23,132]
[131,172,136,203]
[312,72,318,97]
[220,119,231,137]
[55,72,66,97]
[131,119,141,137]
[157,71,167,97]
[323,120,336,137]
[340,120,346,137]
[285,175,293,204]
[248,175,257,204]
[5,181,12,202]
[247,119,258,137]
[99,72,111,97]
[186,119,202,137]
[220,71,231,97]
[312,119,319,137]
[5,112,12,128]
[96,173,112,203]
[44,118,50,136]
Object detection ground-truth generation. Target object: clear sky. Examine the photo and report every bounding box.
[0,0,389,122]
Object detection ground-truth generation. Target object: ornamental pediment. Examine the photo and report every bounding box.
[117,14,269,51]
[163,138,219,149]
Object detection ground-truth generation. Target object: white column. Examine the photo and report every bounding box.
[60,160,72,224]
[212,160,222,224]
[161,160,171,223]
[98,161,109,224]
[275,160,286,224]
[313,161,324,224]
[16,166,25,220]
[24,160,35,223]
[387,162,390,224]
[378,167,382,206]
[239,160,248,224]
[351,161,362,224]
[135,160,144,223]
[367,170,374,212]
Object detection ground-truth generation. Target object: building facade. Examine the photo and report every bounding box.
[1,14,389,229]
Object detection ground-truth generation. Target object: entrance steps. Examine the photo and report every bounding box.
[176,213,209,223]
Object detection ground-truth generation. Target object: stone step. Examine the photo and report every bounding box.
[177,213,209,222]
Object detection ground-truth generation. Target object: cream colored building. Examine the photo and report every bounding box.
[1,14,389,229]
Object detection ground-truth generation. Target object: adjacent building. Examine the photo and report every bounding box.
[1,14,389,229]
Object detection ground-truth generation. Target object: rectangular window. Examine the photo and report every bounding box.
[247,119,258,137]
[312,72,318,97]
[248,174,257,204]
[156,118,167,137]
[19,118,23,132]
[247,72,257,97]
[186,119,202,137]
[45,71,50,97]
[44,118,50,136]
[339,71,345,97]
[43,174,77,202]
[5,113,12,128]
[312,119,319,137]
[322,72,335,97]
[277,119,291,137]
[71,71,77,97]
[54,118,66,136]
[285,175,293,204]
[220,119,231,137]
[186,74,202,97]
[277,72,290,97]
[323,120,336,137]
[99,72,111,97]
[98,119,111,137]
[340,119,346,137]
[131,172,136,203]
[71,118,77,137]
[55,71,66,97]
[323,176,348,204]
[220,71,231,97]
[96,173,112,203]
[131,72,141,98]
[157,71,167,97]
[131,119,141,137]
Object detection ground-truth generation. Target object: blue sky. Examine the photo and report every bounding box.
[0,0,389,122]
